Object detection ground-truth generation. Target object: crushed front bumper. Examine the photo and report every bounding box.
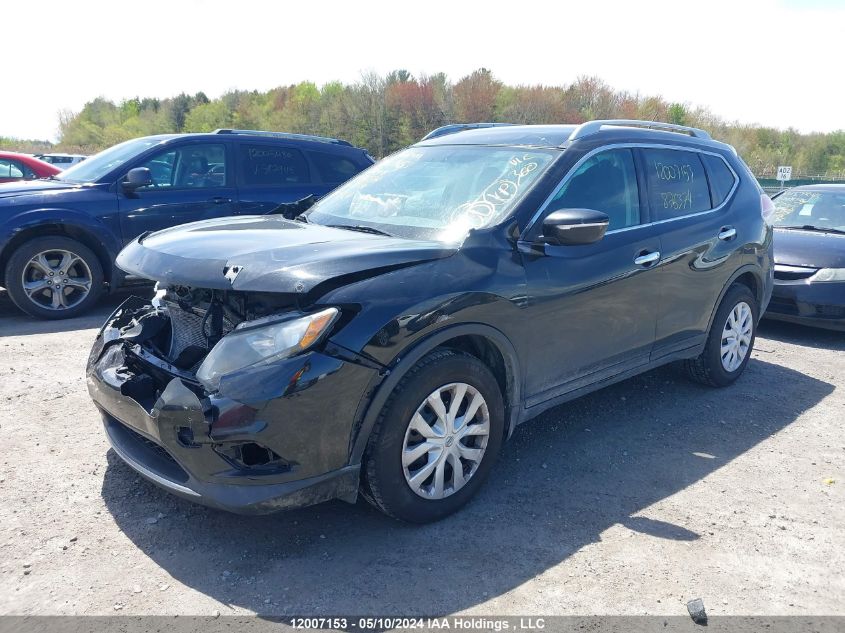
[87,297,378,514]
[765,279,845,331]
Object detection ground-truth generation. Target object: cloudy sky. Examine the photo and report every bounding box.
[3,0,843,140]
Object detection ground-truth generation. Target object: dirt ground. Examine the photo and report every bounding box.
[0,289,842,617]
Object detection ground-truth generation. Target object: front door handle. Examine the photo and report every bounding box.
[209,197,232,204]
[634,250,660,267]
[718,227,737,241]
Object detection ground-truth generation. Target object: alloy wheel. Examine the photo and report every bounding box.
[720,301,753,372]
[20,249,93,311]
[402,382,491,499]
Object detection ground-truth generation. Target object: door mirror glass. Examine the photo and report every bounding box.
[541,208,609,245]
[123,167,153,191]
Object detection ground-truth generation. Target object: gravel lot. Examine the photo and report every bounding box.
[0,289,842,617]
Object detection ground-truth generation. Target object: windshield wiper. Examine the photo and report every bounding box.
[779,224,845,235]
[326,224,393,237]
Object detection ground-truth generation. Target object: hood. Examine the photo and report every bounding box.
[0,178,87,200]
[773,227,845,269]
[116,215,458,294]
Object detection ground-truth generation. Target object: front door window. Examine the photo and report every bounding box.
[135,144,227,190]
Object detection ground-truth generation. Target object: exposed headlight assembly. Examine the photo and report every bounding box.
[196,307,339,391]
[812,268,845,282]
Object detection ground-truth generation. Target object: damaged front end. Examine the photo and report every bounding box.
[87,289,380,513]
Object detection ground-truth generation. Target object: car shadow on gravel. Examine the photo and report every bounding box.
[758,319,845,352]
[100,358,832,616]
[0,289,146,337]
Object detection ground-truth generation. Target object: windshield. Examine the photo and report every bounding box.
[772,190,845,231]
[306,145,557,241]
[56,137,165,184]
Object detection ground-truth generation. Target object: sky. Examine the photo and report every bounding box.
[3,0,844,141]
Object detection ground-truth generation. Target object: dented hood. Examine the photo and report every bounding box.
[116,215,456,294]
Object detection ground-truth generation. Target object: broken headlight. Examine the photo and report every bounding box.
[196,308,339,392]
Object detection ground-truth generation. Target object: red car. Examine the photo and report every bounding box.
[0,152,61,183]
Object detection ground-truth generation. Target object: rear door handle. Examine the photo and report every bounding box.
[634,250,660,267]
[718,227,737,241]
[209,197,232,204]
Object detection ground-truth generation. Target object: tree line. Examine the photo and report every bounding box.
[6,69,845,179]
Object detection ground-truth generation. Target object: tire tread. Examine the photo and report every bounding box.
[361,348,460,520]
[682,283,757,387]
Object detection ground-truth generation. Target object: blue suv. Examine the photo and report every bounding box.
[0,129,374,318]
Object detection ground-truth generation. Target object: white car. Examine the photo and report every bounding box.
[35,153,87,170]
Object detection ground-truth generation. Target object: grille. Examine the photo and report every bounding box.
[768,296,799,315]
[774,264,818,281]
[816,305,845,318]
[126,424,178,465]
[108,417,190,484]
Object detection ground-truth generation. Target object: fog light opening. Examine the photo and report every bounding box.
[217,442,285,470]
[240,442,278,467]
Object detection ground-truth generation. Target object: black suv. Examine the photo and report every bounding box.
[87,120,774,523]
[0,129,373,319]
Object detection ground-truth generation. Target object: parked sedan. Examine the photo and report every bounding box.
[0,152,61,183]
[35,153,87,170]
[766,185,845,330]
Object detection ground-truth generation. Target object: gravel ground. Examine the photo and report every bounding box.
[0,289,842,617]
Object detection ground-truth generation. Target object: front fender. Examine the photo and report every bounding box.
[346,321,523,465]
[0,207,122,272]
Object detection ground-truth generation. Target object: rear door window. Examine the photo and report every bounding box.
[701,153,737,206]
[642,148,711,220]
[308,151,360,184]
[240,144,310,186]
[0,160,24,178]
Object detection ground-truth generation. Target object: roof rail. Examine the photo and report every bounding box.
[567,119,711,143]
[421,122,515,141]
[213,129,352,146]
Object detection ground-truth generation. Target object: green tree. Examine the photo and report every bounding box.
[668,103,688,125]
[36,71,843,175]
[183,101,232,132]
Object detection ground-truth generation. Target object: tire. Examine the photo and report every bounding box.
[362,349,505,523]
[5,236,105,320]
[682,283,758,387]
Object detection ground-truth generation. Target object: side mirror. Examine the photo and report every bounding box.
[541,208,609,246]
[122,167,153,191]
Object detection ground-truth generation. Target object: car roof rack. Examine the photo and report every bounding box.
[213,129,352,146]
[421,122,515,141]
[567,119,711,143]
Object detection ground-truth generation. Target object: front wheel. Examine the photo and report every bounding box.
[362,349,505,523]
[4,236,104,319]
[682,283,758,387]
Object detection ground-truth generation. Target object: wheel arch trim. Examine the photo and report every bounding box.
[348,322,522,465]
[0,211,121,284]
[706,264,765,333]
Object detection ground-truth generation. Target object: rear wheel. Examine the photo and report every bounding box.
[5,236,104,319]
[362,349,504,523]
[682,283,758,387]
